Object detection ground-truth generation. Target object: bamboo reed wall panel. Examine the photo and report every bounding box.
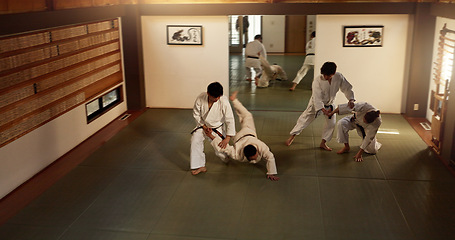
[0,19,123,147]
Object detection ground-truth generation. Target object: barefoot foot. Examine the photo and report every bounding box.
[285,135,296,146]
[319,142,332,151]
[191,167,207,175]
[337,146,350,154]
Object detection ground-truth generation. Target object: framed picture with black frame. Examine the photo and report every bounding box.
[167,25,203,45]
[343,25,383,47]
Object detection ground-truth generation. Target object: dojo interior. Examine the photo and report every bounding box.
[1,1,455,239]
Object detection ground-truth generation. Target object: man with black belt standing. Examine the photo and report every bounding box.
[190,82,235,175]
[245,35,267,83]
[290,31,316,91]
[205,91,279,181]
[285,62,356,151]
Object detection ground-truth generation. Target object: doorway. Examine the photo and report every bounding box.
[229,15,262,53]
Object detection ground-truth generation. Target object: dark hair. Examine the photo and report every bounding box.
[207,82,223,98]
[320,62,337,75]
[254,34,262,40]
[364,110,380,124]
[243,144,257,160]
[311,31,316,38]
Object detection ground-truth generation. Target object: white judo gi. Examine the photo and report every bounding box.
[290,72,355,141]
[210,98,277,175]
[191,92,236,170]
[292,37,315,85]
[257,56,288,88]
[336,102,382,154]
[245,39,267,80]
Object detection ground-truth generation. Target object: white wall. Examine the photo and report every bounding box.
[316,15,410,113]
[262,15,285,53]
[0,85,127,199]
[142,16,230,109]
[426,17,455,121]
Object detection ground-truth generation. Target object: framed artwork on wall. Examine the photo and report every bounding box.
[167,25,203,45]
[343,25,383,47]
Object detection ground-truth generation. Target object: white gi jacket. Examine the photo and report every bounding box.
[257,56,288,88]
[304,37,315,65]
[291,38,315,85]
[337,102,382,153]
[210,99,277,175]
[245,39,267,69]
[312,72,355,111]
[192,92,235,136]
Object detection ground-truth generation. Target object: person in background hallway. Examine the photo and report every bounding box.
[245,35,267,83]
[236,15,249,47]
[256,56,288,88]
[328,102,382,162]
[190,82,235,175]
[205,91,279,181]
[285,62,355,151]
[290,31,316,91]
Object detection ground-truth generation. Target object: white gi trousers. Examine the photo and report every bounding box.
[336,115,382,154]
[290,102,336,141]
[245,57,262,80]
[190,128,228,169]
[292,62,314,84]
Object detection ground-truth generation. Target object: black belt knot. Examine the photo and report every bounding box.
[191,126,225,140]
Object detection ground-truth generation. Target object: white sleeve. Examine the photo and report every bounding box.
[337,103,352,115]
[260,44,267,59]
[259,142,277,175]
[210,137,238,159]
[222,97,236,136]
[339,73,355,101]
[360,126,379,150]
[312,77,324,111]
[192,95,204,126]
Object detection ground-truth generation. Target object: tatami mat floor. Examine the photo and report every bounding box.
[1,55,455,240]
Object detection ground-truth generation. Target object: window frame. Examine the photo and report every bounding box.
[86,86,123,123]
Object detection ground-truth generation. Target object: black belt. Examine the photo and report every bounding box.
[247,56,259,59]
[191,126,225,140]
[351,116,366,139]
[316,105,334,119]
[235,134,255,143]
[306,53,315,56]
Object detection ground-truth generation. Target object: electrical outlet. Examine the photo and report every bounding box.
[414,104,419,111]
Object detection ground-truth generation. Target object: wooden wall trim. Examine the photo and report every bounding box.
[137,3,417,15]
[431,3,455,19]
[0,5,125,36]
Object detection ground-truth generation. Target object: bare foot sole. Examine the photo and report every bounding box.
[319,143,332,151]
[337,147,350,154]
[285,136,295,146]
[289,88,295,91]
[191,167,207,175]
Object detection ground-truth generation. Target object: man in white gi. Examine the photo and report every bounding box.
[256,56,288,88]
[205,91,279,181]
[289,31,316,91]
[285,62,355,151]
[245,35,267,83]
[191,82,236,175]
[329,102,382,162]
